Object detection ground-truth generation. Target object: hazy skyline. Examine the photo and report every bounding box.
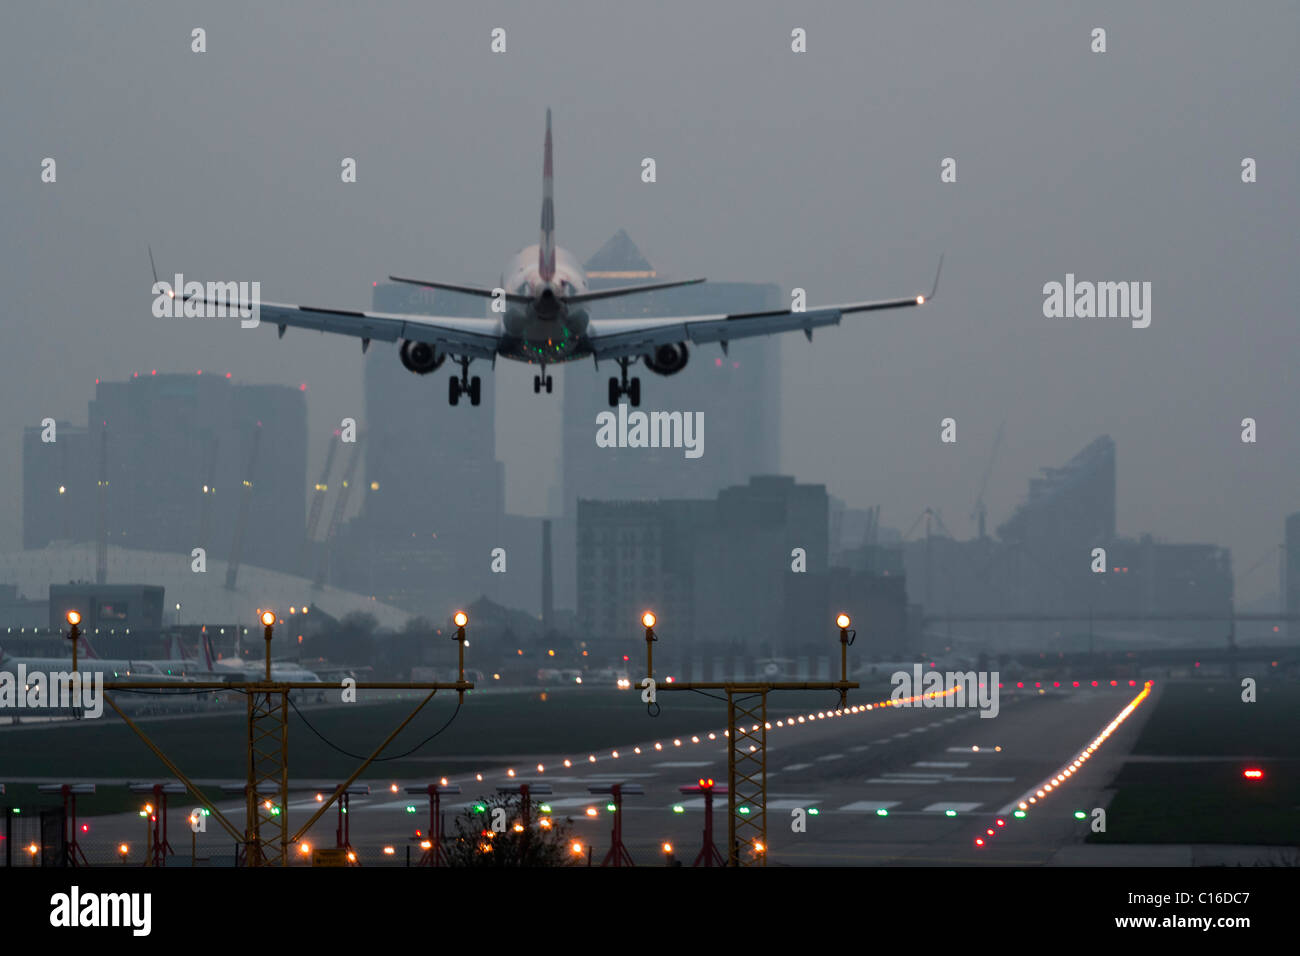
[4,2,1297,604]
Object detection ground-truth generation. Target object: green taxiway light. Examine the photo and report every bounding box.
[540,804,552,813]
[808,808,820,816]
[672,805,685,813]
[1014,810,1026,818]
[1073,811,1087,820]
[405,805,417,813]
[875,808,889,817]
[738,806,751,815]
[606,803,616,812]
[944,809,957,817]
[473,803,487,813]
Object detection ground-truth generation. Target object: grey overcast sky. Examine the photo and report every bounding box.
[2,1,1297,603]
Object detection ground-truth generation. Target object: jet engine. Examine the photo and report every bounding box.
[642,342,689,376]
[399,339,446,374]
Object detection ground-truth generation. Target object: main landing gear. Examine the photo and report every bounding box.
[533,365,553,394]
[608,357,641,407]
[448,356,481,406]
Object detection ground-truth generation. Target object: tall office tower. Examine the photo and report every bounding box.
[995,435,1116,619]
[576,498,711,650]
[576,475,828,658]
[22,421,92,548]
[331,282,505,613]
[24,374,306,574]
[561,231,782,512]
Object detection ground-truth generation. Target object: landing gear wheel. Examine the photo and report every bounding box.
[469,376,482,406]
[608,377,620,406]
[545,375,553,394]
[629,377,641,407]
[449,377,460,406]
[533,375,541,394]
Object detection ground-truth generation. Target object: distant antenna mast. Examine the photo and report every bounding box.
[96,426,108,585]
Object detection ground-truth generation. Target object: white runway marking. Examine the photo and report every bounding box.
[952,776,1016,783]
[782,763,812,772]
[914,761,970,768]
[882,772,950,779]
[866,778,939,785]
[815,753,844,761]
[653,761,712,768]
[922,802,982,812]
[839,800,901,812]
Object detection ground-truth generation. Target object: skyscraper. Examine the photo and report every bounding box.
[24,373,306,575]
[331,282,506,613]
[561,231,782,512]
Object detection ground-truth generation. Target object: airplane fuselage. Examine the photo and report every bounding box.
[496,244,592,364]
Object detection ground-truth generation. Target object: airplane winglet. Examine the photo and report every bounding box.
[148,244,160,286]
[928,253,944,302]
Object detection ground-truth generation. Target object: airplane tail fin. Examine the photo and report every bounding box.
[201,632,215,670]
[539,108,556,282]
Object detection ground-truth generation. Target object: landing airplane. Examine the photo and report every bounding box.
[171,109,939,407]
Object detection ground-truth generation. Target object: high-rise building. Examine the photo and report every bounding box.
[331,283,506,613]
[577,475,835,660]
[561,231,782,512]
[22,421,92,548]
[23,374,306,575]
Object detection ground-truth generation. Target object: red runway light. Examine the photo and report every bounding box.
[1243,769,1264,779]
[975,838,985,846]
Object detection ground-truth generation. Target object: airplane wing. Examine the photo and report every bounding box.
[588,258,941,360]
[185,295,502,359]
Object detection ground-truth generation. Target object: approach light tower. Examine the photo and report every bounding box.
[638,611,858,866]
[66,610,82,672]
[95,610,476,866]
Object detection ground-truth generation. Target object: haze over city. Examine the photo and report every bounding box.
[4,2,1297,607]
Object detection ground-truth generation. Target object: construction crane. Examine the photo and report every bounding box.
[315,436,363,589]
[299,433,340,576]
[225,423,262,591]
[970,421,1005,540]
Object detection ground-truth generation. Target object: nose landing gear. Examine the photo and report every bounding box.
[448,356,481,406]
[533,365,553,394]
[607,357,641,407]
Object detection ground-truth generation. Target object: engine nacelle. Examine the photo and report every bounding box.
[399,339,446,374]
[643,342,689,376]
